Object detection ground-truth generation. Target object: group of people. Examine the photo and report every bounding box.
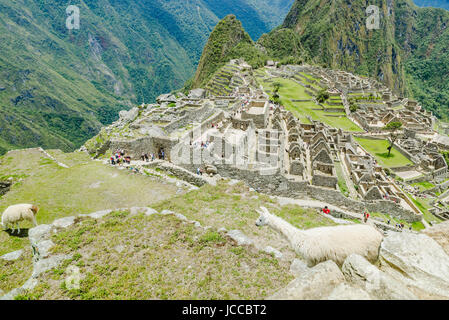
[110,149,131,166]
[140,153,156,162]
[387,220,410,231]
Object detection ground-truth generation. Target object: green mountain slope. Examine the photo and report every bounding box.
[192,15,268,88]
[0,0,293,154]
[263,0,449,120]
[414,0,449,10]
[280,0,407,94]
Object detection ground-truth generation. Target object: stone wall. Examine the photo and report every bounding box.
[177,162,422,223]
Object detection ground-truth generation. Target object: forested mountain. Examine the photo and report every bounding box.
[0,0,293,154]
[261,0,449,120]
[414,0,449,10]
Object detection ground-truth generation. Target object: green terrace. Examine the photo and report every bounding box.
[354,137,414,168]
[257,76,362,132]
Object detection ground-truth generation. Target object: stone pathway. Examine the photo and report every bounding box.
[275,196,405,232]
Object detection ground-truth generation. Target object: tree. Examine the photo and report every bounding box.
[272,82,281,104]
[349,98,358,113]
[316,89,330,103]
[383,121,403,157]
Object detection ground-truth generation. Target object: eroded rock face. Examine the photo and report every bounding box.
[188,88,206,99]
[423,221,449,256]
[289,258,309,278]
[342,254,417,300]
[379,232,449,299]
[327,283,371,300]
[268,260,344,300]
[119,107,139,123]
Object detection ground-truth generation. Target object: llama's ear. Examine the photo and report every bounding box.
[260,206,270,215]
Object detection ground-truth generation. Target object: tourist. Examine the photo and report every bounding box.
[197,167,201,175]
[161,149,165,160]
[322,206,330,215]
[110,156,115,165]
[141,154,145,161]
[144,153,149,162]
[387,219,390,225]
[363,211,370,223]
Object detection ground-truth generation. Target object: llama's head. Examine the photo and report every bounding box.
[31,205,39,216]
[255,207,270,227]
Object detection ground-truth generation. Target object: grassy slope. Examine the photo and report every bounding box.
[17,213,293,300]
[354,137,413,168]
[0,149,178,256]
[0,148,338,298]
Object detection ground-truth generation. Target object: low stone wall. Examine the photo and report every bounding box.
[178,162,422,223]
[145,162,208,187]
[0,180,11,196]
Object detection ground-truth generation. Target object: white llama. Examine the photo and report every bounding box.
[255,207,383,267]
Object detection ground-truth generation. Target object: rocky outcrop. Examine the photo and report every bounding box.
[0,179,12,196]
[342,254,417,300]
[327,283,371,300]
[423,221,449,256]
[379,232,449,299]
[268,260,345,300]
[119,107,139,123]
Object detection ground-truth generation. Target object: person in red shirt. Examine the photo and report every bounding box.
[363,211,370,223]
[322,206,330,214]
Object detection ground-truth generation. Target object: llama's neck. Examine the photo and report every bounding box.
[266,213,306,248]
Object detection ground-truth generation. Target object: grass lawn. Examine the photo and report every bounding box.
[354,138,413,168]
[409,194,442,224]
[411,181,435,191]
[258,76,363,132]
[0,149,179,256]
[334,162,349,196]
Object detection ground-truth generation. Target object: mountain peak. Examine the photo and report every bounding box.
[192,15,254,88]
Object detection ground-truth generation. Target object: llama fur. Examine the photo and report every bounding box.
[1,204,39,234]
[255,207,383,267]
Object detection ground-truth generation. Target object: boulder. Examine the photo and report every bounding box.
[205,165,218,175]
[226,230,254,246]
[145,208,158,216]
[0,249,24,261]
[423,221,449,256]
[119,107,139,122]
[32,254,72,278]
[188,88,206,99]
[80,209,112,219]
[379,232,449,299]
[342,254,417,300]
[289,258,309,278]
[36,240,55,259]
[268,260,344,300]
[52,216,76,229]
[326,283,371,300]
[28,224,52,246]
[264,246,283,259]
